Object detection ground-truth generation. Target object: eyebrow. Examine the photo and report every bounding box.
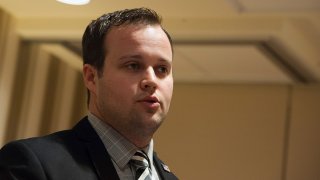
[118,54,172,64]
[119,54,142,61]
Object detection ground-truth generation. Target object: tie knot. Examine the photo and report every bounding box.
[130,150,152,180]
[130,150,150,168]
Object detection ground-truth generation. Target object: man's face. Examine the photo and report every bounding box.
[92,24,173,139]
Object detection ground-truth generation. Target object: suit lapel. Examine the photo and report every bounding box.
[153,152,178,180]
[73,117,120,180]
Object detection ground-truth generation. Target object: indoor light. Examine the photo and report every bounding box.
[56,0,90,5]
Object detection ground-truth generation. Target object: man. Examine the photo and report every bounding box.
[0,7,178,180]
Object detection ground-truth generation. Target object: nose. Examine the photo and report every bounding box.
[140,67,157,94]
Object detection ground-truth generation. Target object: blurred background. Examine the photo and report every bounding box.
[0,0,319,179]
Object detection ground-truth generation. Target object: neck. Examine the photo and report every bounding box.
[88,102,157,149]
[128,136,152,149]
[117,127,153,148]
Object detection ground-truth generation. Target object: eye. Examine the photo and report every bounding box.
[126,62,140,71]
[157,66,169,74]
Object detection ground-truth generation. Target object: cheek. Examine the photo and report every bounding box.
[106,78,136,99]
[162,80,174,101]
[161,81,173,114]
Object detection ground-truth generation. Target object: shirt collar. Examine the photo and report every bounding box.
[87,113,154,169]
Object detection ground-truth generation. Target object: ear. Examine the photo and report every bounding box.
[83,64,98,94]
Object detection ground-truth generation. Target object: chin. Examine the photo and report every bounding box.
[150,114,165,128]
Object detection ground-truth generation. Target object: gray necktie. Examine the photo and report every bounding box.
[130,150,152,180]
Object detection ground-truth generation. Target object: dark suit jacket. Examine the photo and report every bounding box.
[0,117,178,180]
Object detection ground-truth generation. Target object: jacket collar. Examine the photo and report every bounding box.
[73,117,119,180]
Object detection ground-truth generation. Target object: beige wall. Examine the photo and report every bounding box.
[286,85,320,180]
[155,83,320,180]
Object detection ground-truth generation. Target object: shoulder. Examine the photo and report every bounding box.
[0,129,76,162]
[0,116,92,157]
[0,123,98,180]
[0,130,75,180]
[4,129,72,148]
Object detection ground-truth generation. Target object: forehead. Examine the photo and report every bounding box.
[104,24,172,50]
[107,24,161,39]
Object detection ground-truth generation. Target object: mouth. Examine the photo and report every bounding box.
[137,96,160,110]
[139,96,159,103]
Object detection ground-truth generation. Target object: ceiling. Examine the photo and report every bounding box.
[1,0,320,84]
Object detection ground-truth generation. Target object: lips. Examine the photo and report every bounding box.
[137,96,160,110]
[139,96,159,103]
